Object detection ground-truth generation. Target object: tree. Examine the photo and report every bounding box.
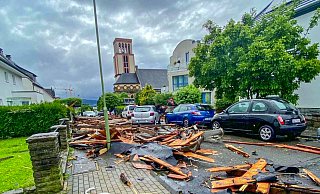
[153,93,173,106]
[174,85,201,104]
[97,93,120,111]
[189,4,320,104]
[135,84,156,105]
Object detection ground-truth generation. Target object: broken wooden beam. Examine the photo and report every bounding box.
[144,155,189,178]
[223,140,274,146]
[303,169,320,186]
[296,144,320,152]
[195,149,218,155]
[174,151,215,163]
[211,159,267,189]
[225,144,250,158]
[274,144,320,155]
[206,164,251,172]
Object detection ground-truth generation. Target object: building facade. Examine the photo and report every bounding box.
[257,0,320,108]
[112,38,168,97]
[0,48,55,106]
[167,39,214,104]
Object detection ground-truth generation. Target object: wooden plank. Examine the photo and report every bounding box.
[256,168,270,194]
[296,144,320,152]
[69,140,106,145]
[225,144,250,158]
[174,151,215,163]
[180,131,204,146]
[167,173,188,180]
[211,159,267,189]
[132,162,154,170]
[223,140,274,146]
[303,169,320,186]
[206,164,251,172]
[195,149,218,155]
[144,155,188,177]
[274,144,320,155]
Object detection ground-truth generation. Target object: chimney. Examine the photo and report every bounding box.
[6,55,11,60]
[0,48,3,55]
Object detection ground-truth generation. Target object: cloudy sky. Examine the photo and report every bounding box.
[0,0,269,99]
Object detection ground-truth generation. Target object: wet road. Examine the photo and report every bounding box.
[157,130,320,194]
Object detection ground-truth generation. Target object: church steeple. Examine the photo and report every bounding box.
[113,38,136,78]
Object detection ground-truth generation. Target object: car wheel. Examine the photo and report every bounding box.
[259,125,275,141]
[212,121,220,129]
[183,118,189,128]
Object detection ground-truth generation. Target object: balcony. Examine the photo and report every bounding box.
[167,63,189,72]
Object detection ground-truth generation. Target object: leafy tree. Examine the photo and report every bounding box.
[81,104,93,112]
[153,93,173,106]
[189,4,320,104]
[174,85,201,104]
[97,93,121,111]
[135,84,156,105]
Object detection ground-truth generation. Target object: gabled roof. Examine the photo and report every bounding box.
[136,69,168,89]
[114,73,139,85]
[255,0,320,20]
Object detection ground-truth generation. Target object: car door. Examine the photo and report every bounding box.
[247,101,269,132]
[166,105,181,123]
[225,101,251,131]
[176,105,188,124]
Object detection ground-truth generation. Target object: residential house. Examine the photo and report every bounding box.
[167,39,214,104]
[257,0,320,108]
[0,48,55,106]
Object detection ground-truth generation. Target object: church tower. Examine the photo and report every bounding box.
[113,38,136,79]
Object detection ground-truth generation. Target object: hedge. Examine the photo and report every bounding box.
[0,103,68,139]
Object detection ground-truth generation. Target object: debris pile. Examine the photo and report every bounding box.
[206,158,320,193]
[69,116,217,180]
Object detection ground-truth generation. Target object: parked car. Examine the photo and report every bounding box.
[131,105,160,124]
[121,105,136,119]
[211,98,307,141]
[83,111,97,117]
[165,104,215,127]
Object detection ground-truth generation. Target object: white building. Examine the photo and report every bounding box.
[257,0,320,108]
[0,48,55,106]
[167,39,214,104]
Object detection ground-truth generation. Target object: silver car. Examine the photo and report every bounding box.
[131,105,160,124]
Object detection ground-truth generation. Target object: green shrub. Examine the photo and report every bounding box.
[0,103,67,139]
[174,85,201,104]
[214,98,235,113]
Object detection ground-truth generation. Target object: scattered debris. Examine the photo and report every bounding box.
[225,144,250,158]
[303,169,320,186]
[207,164,251,173]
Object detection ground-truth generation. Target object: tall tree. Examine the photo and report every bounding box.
[189,3,320,105]
[135,84,156,105]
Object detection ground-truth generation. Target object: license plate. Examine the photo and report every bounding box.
[292,119,300,124]
[205,118,212,121]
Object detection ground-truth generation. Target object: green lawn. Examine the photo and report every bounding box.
[0,137,34,193]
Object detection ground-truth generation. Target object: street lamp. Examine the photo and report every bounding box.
[92,0,111,149]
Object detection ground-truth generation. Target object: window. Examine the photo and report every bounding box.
[271,100,296,111]
[185,52,190,64]
[12,75,16,85]
[173,105,180,113]
[201,92,211,104]
[228,101,250,113]
[123,55,129,73]
[128,44,131,54]
[0,99,3,105]
[172,75,188,91]
[196,105,213,111]
[251,101,268,112]
[179,105,188,112]
[4,72,9,83]
[135,107,151,112]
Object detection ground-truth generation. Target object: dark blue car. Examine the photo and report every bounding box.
[165,104,215,127]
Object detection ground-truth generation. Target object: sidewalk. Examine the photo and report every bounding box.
[65,150,170,194]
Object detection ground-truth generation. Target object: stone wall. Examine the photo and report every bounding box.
[26,132,63,193]
[299,108,320,129]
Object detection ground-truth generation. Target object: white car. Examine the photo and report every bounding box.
[83,111,97,117]
[121,105,136,119]
[131,105,160,124]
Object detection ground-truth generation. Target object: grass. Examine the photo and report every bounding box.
[0,137,34,193]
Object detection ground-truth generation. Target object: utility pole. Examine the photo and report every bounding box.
[92,0,110,149]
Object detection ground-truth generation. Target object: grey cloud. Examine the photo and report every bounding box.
[0,0,269,99]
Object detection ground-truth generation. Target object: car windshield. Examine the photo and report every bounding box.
[272,100,296,111]
[135,107,151,112]
[129,106,135,110]
[196,105,213,111]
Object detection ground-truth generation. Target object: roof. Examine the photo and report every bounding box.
[255,0,320,20]
[136,69,168,89]
[114,73,139,85]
